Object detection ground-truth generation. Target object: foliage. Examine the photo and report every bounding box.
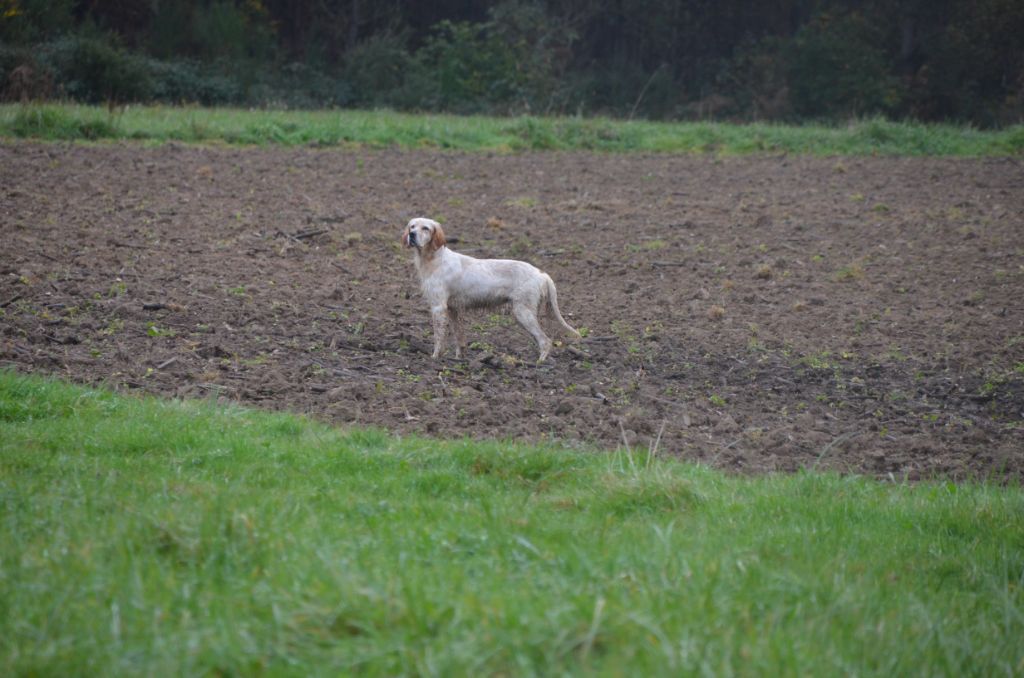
[0,1,1021,125]
[785,13,901,119]
[42,33,154,104]
[143,58,239,106]
[0,0,74,44]
[341,31,425,109]
[418,20,519,113]
[1,370,1023,674]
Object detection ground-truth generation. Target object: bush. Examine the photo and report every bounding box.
[0,44,56,101]
[149,0,275,64]
[145,59,239,106]
[480,1,573,114]
[417,20,520,113]
[786,12,900,120]
[567,59,650,118]
[9,35,357,109]
[343,32,433,109]
[43,34,152,104]
[269,62,353,109]
[340,6,575,115]
[714,36,792,121]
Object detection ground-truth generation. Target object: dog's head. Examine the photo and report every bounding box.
[403,217,446,253]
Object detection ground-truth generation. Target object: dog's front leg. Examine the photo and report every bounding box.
[449,306,467,358]
[430,305,449,359]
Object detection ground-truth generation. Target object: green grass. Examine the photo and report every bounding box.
[2,103,1022,155]
[1,370,1022,676]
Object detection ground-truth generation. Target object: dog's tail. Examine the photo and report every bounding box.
[543,274,582,340]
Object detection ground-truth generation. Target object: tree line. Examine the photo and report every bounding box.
[1,0,1021,126]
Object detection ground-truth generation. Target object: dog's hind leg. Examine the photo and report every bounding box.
[512,302,552,362]
[543,275,581,340]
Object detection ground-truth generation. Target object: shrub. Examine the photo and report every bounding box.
[564,58,684,119]
[485,1,573,114]
[342,31,438,111]
[413,6,579,116]
[786,12,900,120]
[417,20,515,113]
[149,0,275,64]
[714,36,792,121]
[270,61,353,109]
[43,34,152,104]
[0,44,55,101]
[144,58,239,105]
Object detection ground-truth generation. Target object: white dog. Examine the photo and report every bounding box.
[403,217,581,361]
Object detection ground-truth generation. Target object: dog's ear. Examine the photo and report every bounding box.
[402,226,410,247]
[430,224,446,250]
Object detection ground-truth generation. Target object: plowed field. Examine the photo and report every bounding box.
[2,142,1021,479]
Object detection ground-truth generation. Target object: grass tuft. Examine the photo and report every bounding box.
[8,105,119,140]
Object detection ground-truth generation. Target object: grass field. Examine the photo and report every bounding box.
[2,103,1023,155]
[2,370,1022,675]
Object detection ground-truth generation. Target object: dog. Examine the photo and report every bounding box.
[403,217,581,362]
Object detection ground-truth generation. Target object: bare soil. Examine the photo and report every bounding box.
[2,141,1022,479]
